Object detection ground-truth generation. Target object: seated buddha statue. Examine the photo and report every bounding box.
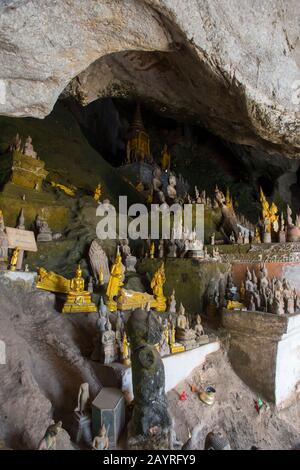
[176,303,196,347]
[62,264,97,313]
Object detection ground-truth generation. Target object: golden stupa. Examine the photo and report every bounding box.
[126,104,151,163]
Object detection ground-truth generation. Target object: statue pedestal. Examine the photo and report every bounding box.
[170,343,185,354]
[11,150,48,190]
[37,232,52,242]
[62,291,97,313]
[155,296,167,312]
[70,411,93,446]
[197,334,209,345]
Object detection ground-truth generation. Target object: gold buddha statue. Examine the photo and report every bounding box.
[10,247,20,271]
[150,242,155,259]
[106,253,124,311]
[151,262,166,312]
[98,269,104,286]
[36,267,71,293]
[161,144,171,171]
[122,332,131,366]
[94,183,102,202]
[259,187,279,235]
[225,188,233,209]
[170,320,185,354]
[62,264,97,313]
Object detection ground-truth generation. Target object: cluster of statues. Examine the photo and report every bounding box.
[145,231,220,262]
[10,133,38,159]
[257,189,300,244]
[225,265,300,315]
[92,298,130,366]
[157,291,208,356]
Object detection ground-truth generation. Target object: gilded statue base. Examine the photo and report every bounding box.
[62,291,97,313]
[106,298,118,312]
[154,296,167,312]
[170,343,185,354]
[226,300,245,310]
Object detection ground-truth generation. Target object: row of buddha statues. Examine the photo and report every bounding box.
[92,291,209,367]
[146,234,221,261]
[225,265,300,315]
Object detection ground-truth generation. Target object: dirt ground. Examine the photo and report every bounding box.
[168,349,300,450]
[0,277,300,450]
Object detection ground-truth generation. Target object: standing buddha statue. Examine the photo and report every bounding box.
[161,144,171,171]
[106,253,124,311]
[94,183,102,203]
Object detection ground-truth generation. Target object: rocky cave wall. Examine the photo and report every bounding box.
[0,0,299,158]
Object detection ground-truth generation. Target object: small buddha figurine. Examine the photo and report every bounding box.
[92,424,109,450]
[121,331,131,366]
[75,383,90,415]
[36,213,52,242]
[37,421,62,450]
[10,133,22,152]
[24,136,37,159]
[239,281,246,302]
[161,144,171,171]
[101,319,117,364]
[158,239,164,258]
[98,269,104,286]
[168,288,176,314]
[194,315,204,338]
[10,246,20,271]
[94,183,102,203]
[152,167,162,194]
[166,174,177,203]
[150,242,155,259]
[176,303,196,347]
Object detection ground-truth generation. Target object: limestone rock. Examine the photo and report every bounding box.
[0,1,298,157]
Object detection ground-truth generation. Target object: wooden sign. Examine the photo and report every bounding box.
[6,227,37,252]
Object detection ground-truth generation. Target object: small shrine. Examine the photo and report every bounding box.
[126,104,151,163]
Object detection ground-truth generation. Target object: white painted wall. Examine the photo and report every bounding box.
[121,341,220,397]
[275,314,300,406]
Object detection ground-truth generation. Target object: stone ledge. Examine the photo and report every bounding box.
[94,340,220,398]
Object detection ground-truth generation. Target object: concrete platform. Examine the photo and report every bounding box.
[95,340,220,397]
[222,308,300,408]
